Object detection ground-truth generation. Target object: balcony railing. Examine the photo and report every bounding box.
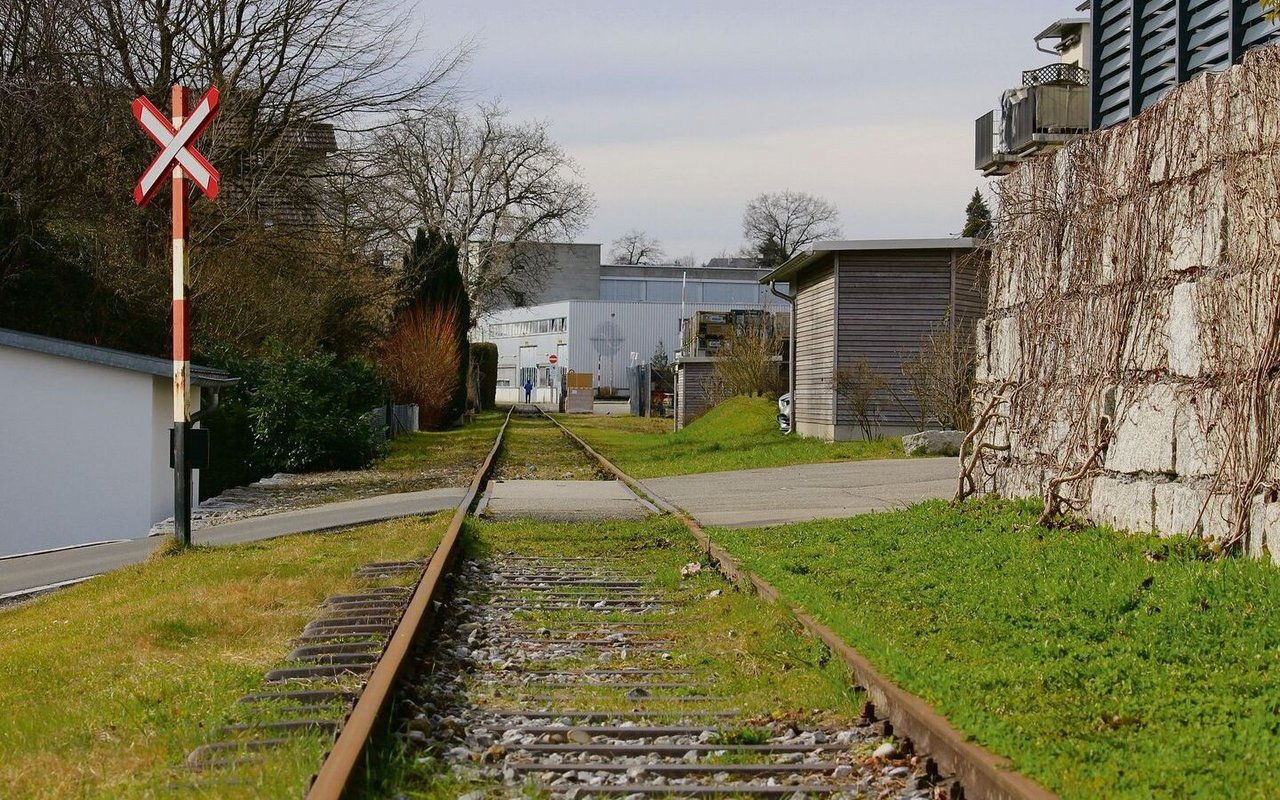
[975,83,1090,174]
[1021,62,1089,88]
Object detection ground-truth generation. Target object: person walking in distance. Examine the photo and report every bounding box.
[523,378,534,404]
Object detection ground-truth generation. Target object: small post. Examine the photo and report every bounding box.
[171,85,192,547]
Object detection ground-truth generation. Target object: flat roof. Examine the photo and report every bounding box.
[0,328,238,388]
[1036,17,1089,42]
[760,238,979,284]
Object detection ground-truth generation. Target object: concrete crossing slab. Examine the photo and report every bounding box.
[641,458,958,528]
[482,480,654,522]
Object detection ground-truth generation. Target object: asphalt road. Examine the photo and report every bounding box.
[0,488,466,598]
[641,457,959,528]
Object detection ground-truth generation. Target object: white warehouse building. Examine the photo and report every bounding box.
[474,244,787,404]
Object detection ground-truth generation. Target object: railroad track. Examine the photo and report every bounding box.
[184,406,1053,800]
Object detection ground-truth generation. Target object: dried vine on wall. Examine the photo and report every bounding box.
[959,48,1280,556]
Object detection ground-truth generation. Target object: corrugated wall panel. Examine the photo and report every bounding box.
[794,260,836,428]
[1093,0,1279,128]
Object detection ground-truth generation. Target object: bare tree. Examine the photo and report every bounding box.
[832,360,888,440]
[609,229,665,265]
[742,190,842,268]
[369,103,594,313]
[0,0,467,358]
[712,319,787,398]
[900,313,978,431]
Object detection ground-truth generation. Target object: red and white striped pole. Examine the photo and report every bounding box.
[171,85,192,547]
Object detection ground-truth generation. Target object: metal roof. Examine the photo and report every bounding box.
[0,328,239,388]
[760,238,979,284]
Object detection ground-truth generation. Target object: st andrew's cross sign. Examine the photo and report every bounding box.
[132,85,221,547]
[132,86,221,204]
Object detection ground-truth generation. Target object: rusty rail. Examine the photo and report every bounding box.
[305,407,513,800]
[541,409,1058,800]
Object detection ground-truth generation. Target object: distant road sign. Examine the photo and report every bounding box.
[548,354,559,365]
[132,87,221,205]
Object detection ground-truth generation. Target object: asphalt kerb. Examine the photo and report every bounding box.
[541,410,1059,800]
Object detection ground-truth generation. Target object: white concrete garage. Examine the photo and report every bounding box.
[0,328,236,557]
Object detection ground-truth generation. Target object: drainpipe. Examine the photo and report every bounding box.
[769,280,797,435]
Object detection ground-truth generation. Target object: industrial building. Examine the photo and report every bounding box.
[474,243,787,405]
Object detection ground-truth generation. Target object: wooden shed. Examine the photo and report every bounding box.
[762,239,986,441]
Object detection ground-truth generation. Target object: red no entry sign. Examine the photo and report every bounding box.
[548,354,559,365]
[132,87,221,205]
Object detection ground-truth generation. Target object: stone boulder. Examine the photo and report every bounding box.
[902,430,965,457]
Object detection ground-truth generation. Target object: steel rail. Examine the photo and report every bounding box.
[306,407,514,800]
[541,409,1059,800]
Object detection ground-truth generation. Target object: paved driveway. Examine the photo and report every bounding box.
[0,488,465,599]
[641,458,958,528]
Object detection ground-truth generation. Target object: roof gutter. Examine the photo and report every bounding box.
[769,280,797,435]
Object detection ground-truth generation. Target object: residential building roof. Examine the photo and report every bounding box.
[0,328,239,388]
[760,238,979,284]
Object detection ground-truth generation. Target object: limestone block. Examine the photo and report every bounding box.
[1166,281,1203,378]
[986,316,1020,382]
[997,463,1043,500]
[1104,383,1177,474]
[1166,170,1226,274]
[1090,476,1155,533]
[1173,389,1225,478]
[1153,483,1231,540]
[1250,498,1280,563]
[1122,289,1170,374]
[1138,72,1214,186]
[903,430,965,457]
[1198,270,1277,368]
[1223,156,1280,270]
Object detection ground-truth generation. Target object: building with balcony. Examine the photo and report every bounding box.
[976,16,1092,176]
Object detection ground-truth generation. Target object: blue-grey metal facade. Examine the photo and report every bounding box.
[1092,0,1279,129]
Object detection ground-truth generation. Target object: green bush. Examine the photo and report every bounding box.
[199,344,386,497]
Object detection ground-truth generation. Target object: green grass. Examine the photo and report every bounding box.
[368,516,869,798]
[558,396,903,479]
[494,415,604,481]
[378,411,505,477]
[712,498,1280,799]
[0,516,447,799]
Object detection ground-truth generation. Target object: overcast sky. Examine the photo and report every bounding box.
[410,1,1079,262]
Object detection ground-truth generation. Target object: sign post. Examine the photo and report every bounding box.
[133,86,221,547]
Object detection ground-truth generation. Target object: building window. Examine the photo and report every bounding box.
[601,279,645,302]
[701,281,760,304]
[645,280,685,302]
[488,317,568,338]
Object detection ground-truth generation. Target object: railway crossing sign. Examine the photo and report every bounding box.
[133,86,221,548]
[132,87,221,205]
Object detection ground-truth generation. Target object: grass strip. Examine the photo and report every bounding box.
[558,396,903,479]
[368,516,868,798]
[0,516,447,799]
[493,415,604,481]
[378,411,506,480]
[712,498,1280,799]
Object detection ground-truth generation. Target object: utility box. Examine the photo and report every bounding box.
[565,371,594,413]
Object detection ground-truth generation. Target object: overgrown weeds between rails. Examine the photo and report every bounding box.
[0,516,448,799]
[359,516,873,799]
[558,396,903,479]
[714,497,1280,799]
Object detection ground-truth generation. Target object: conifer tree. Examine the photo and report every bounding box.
[962,189,993,239]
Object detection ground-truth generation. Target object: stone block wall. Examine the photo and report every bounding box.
[972,47,1280,560]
